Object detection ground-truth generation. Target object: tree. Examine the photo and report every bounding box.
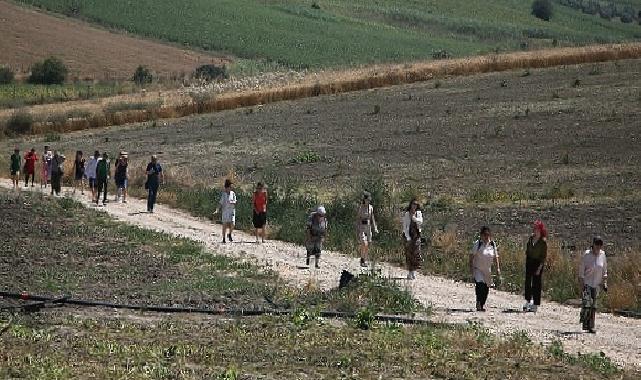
[133,65,153,86]
[28,57,68,85]
[0,66,14,84]
[532,0,553,21]
[194,64,228,81]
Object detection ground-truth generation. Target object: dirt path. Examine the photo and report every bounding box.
[2,180,640,368]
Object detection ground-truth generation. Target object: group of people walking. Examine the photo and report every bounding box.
[9,146,164,213]
[8,148,610,332]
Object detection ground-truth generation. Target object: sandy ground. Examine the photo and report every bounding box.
[1,179,639,369]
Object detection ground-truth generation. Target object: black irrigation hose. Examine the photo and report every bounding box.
[0,291,435,325]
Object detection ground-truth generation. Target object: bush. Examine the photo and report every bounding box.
[432,50,451,60]
[0,66,14,84]
[532,0,553,21]
[28,57,68,85]
[6,111,33,136]
[194,64,228,81]
[132,65,153,86]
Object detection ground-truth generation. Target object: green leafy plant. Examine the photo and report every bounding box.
[355,308,375,330]
[28,57,68,85]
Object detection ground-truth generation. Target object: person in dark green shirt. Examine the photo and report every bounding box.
[95,152,111,206]
[10,148,21,190]
[523,220,548,312]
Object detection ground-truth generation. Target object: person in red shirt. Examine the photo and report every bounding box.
[252,182,268,243]
[23,148,38,187]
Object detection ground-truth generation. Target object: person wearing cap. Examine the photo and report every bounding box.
[50,151,64,196]
[579,237,608,334]
[145,155,163,213]
[252,182,268,243]
[523,220,548,312]
[72,151,86,195]
[23,148,38,187]
[85,151,100,201]
[306,205,328,269]
[356,191,379,267]
[10,148,21,190]
[402,198,423,279]
[469,226,501,311]
[114,152,129,203]
[95,152,111,206]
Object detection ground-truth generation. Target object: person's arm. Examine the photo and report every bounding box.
[536,240,547,275]
[469,243,476,279]
[229,191,237,205]
[578,255,586,288]
[371,205,379,233]
[402,213,410,241]
[602,255,608,291]
[494,248,502,279]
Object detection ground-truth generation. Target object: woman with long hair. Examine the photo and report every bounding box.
[402,198,423,280]
[469,226,501,312]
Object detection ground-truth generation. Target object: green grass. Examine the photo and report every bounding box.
[17,0,641,69]
[0,82,133,109]
[1,311,635,379]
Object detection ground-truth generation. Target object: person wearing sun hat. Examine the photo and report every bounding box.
[523,220,548,312]
[579,236,608,334]
[305,205,328,269]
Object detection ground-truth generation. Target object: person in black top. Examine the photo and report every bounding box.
[145,155,164,213]
[72,151,86,195]
[114,152,129,203]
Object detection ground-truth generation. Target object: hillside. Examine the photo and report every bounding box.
[0,1,228,80]
[15,0,641,69]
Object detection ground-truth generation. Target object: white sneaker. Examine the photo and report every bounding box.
[407,271,416,280]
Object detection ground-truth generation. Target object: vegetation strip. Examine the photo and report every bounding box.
[4,43,641,136]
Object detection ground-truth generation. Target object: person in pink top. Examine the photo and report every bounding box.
[252,182,268,243]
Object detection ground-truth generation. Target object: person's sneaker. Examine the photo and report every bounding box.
[360,258,367,267]
[523,302,531,312]
[406,271,415,280]
[122,200,127,204]
[530,305,538,313]
[588,329,596,334]
[227,233,233,242]
[315,261,320,269]
[222,238,226,244]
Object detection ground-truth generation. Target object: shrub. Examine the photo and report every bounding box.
[6,111,33,136]
[432,50,451,60]
[194,64,228,81]
[532,0,553,21]
[0,66,14,84]
[28,57,68,85]
[132,65,153,86]
[311,2,321,10]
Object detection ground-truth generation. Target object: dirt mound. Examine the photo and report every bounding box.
[0,1,229,81]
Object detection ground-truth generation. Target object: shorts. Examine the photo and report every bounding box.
[115,178,128,189]
[306,240,323,257]
[88,178,97,189]
[11,170,19,176]
[222,209,236,224]
[357,224,373,243]
[252,211,267,228]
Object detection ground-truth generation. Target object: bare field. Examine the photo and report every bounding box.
[4,59,641,252]
[0,1,228,80]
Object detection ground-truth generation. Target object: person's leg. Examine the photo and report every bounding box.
[476,282,489,310]
[102,180,108,203]
[589,287,598,332]
[314,243,321,269]
[524,265,533,304]
[475,282,483,310]
[123,181,128,202]
[533,270,543,306]
[221,223,227,243]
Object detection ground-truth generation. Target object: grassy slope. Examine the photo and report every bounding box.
[16,0,641,68]
[0,189,634,379]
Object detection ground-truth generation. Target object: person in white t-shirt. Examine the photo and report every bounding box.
[579,236,608,334]
[469,226,501,312]
[214,179,237,243]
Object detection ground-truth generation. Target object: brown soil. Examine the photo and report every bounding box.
[0,1,229,80]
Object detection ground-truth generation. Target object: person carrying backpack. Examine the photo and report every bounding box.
[23,148,38,187]
[402,198,423,279]
[469,226,502,312]
[95,152,111,206]
[305,205,328,269]
[10,148,21,190]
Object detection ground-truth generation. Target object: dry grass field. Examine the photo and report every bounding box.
[3,58,640,311]
[0,1,228,80]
